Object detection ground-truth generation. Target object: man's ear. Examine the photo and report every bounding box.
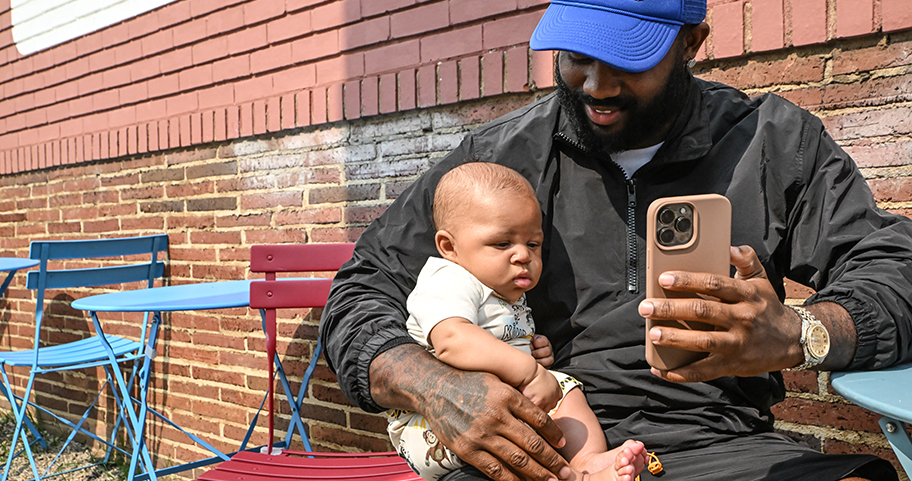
[683,22,710,61]
[435,230,458,263]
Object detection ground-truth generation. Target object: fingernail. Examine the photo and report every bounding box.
[731,246,739,255]
[649,327,661,342]
[639,301,654,316]
[658,273,674,287]
[559,467,572,479]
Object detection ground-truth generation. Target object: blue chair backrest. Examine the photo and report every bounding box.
[25,235,169,340]
[27,235,168,291]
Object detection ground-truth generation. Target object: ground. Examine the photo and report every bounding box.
[0,413,122,480]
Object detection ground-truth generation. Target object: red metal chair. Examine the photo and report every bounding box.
[196,243,420,481]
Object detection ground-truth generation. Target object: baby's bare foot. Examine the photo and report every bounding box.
[569,439,648,481]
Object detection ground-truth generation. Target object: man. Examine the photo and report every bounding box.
[320,0,912,480]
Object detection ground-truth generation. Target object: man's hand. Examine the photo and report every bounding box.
[531,334,555,368]
[371,343,572,481]
[638,245,811,382]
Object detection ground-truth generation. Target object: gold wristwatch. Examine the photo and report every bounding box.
[785,305,830,371]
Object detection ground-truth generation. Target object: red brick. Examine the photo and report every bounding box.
[505,47,529,93]
[791,0,827,47]
[836,0,874,39]
[750,0,784,52]
[215,108,228,141]
[173,18,209,47]
[251,43,292,74]
[417,64,436,108]
[243,0,286,25]
[483,50,504,96]
[274,64,317,93]
[199,84,235,110]
[212,55,251,83]
[268,10,313,43]
[312,0,361,31]
[390,2,448,40]
[483,11,541,51]
[179,65,213,90]
[361,76,379,117]
[421,25,483,63]
[267,97,281,132]
[344,80,361,120]
[341,16,390,51]
[241,103,254,137]
[460,56,480,100]
[281,94,296,130]
[142,30,174,57]
[883,0,912,32]
[328,83,344,122]
[235,75,273,104]
[167,92,199,116]
[531,49,554,89]
[227,105,240,139]
[832,41,912,76]
[228,25,268,55]
[310,87,327,125]
[316,54,364,84]
[364,39,420,75]
[160,46,193,74]
[192,36,229,65]
[438,60,458,104]
[362,0,416,17]
[379,73,397,114]
[712,1,744,59]
[292,31,339,63]
[771,397,882,433]
[295,90,310,127]
[180,115,192,147]
[207,4,246,36]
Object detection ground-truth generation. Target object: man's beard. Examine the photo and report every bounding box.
[555,56,691,157]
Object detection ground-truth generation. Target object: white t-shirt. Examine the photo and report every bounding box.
[613,142,664,180]
[406,257,535,356]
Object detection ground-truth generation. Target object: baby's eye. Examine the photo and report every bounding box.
[494,242,510,249]
[527,242,540,249]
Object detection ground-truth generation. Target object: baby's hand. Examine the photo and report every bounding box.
[519,364,562,412]
[531,334,554,368]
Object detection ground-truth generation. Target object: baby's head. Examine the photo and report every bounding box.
[433,162,543,302]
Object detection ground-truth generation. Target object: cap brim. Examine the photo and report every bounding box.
[531,3,681,73]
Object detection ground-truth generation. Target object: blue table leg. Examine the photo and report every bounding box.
[880,417,912,477]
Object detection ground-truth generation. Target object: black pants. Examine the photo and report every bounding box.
[440,433,898,481]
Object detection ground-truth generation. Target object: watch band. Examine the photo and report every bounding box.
[784,305,828,371]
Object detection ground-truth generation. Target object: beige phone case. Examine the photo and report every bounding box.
[645,194,731,370]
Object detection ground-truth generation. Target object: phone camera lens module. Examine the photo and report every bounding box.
[659,208,676,225]
[675,216,692,233]
[659,227,675,245]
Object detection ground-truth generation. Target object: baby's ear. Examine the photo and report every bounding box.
[435,230,458,262]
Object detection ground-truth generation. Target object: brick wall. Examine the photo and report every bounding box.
[1,0,911,479]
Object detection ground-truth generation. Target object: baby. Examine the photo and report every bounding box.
[387,162,648,481]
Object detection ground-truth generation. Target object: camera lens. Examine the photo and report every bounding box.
[659,227,675,245]
[675,216,692,233]
[659,208,676,225]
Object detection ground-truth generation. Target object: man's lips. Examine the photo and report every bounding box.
[585,104,622,126]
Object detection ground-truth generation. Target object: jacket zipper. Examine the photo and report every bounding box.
[625,178,638,293]
[555,133,640,293]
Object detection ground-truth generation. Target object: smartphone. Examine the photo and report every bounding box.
[645,194,731,371]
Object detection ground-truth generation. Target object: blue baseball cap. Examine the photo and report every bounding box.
[531,0,707,73]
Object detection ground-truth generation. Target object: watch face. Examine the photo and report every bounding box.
[807,324,830,359]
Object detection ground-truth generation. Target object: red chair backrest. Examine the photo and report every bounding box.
[249,243,355,452]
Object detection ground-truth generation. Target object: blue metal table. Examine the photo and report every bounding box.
[831,363,912,477]
[0,258,39,299]
[72,278,318,480]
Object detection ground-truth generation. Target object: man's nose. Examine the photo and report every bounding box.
[583,61,623,99]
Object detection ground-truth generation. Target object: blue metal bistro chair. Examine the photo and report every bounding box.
[0,234,168,481]
[831,363,912,477]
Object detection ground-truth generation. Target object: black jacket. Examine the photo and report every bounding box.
[320,76,912,452]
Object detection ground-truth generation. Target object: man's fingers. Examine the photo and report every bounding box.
[731,245,767,280]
